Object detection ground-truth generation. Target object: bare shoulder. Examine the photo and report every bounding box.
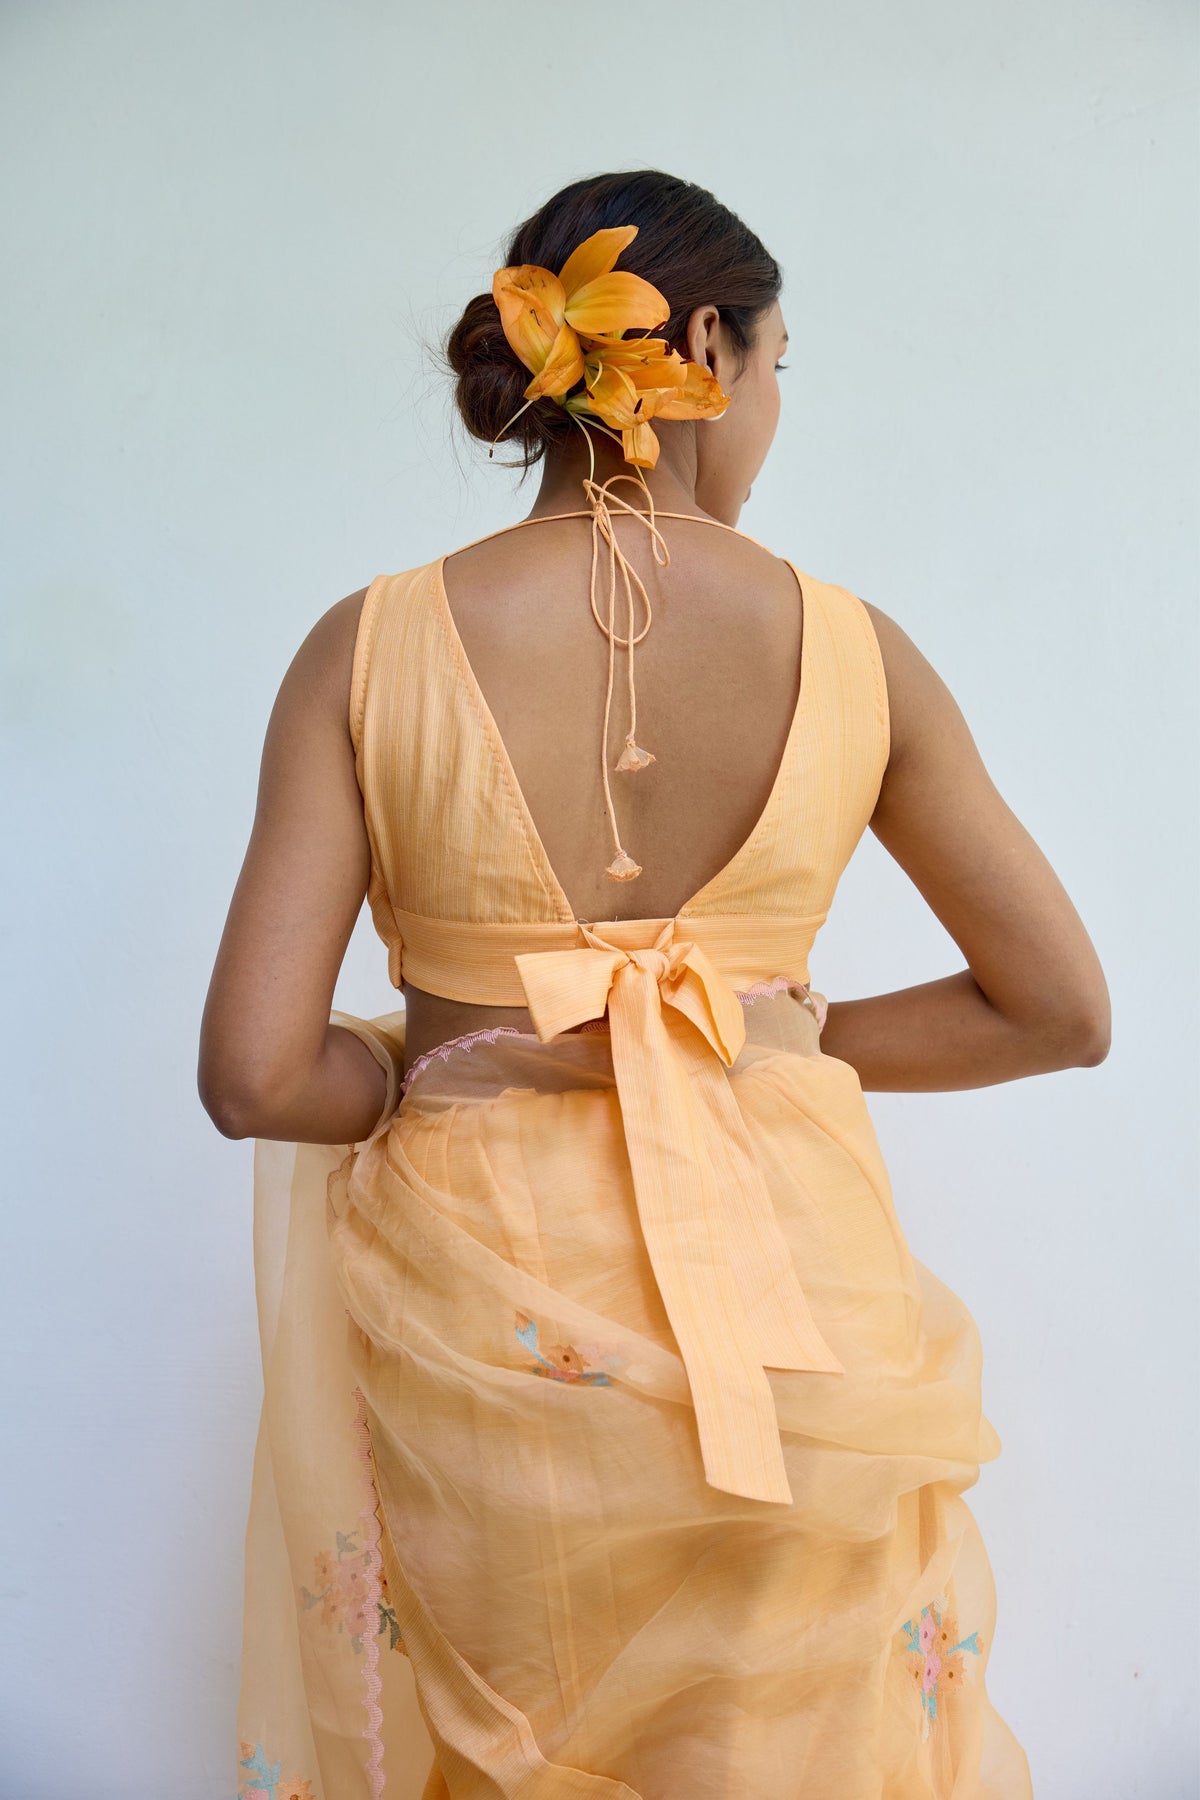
[856,597,973,771]
[274,585,373,729]
[303,584,372,678]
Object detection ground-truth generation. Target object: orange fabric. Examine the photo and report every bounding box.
[348,536,891,979]
[389,909,827,1005]
[235,519,1035,1800]
[515,917,844,1506]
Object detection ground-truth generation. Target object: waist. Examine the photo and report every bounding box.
[400,985,589,1073]
[393,907,828,1075]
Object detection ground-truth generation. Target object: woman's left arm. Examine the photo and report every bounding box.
[198,585,397,1144]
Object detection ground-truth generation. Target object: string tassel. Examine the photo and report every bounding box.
[566,417,673,883]
[616,734,655,773]
[605,851,643,881]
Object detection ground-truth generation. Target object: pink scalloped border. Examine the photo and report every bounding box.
[399,1024,525,1095]
[736,974,794,1004]
[398,978,824,1096]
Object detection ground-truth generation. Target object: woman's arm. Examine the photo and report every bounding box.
[818,602,1111,1092]
[198,585,397,1143]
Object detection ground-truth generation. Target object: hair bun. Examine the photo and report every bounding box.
[445,291,571,465]
[443,171,781,471]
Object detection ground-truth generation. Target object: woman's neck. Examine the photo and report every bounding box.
[522,423,710,523]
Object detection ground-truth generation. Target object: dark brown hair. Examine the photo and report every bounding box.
[444,170,783,469]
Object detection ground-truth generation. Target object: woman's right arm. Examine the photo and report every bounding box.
[816,603,1111,1093]
[197,586,399,1144]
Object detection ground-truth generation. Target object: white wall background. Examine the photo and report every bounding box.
[2,2,1196,1794]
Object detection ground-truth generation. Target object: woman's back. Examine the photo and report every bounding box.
[350,509,891,1073]
[437,513,806,925]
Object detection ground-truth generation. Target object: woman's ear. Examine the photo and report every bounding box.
[683,304,722,375]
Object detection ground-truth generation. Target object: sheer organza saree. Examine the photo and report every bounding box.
[236,985,1031,1800]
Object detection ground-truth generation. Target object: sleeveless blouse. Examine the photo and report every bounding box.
[351,549,890,995]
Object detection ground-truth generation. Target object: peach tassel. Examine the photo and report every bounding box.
[615,735,656,773]
[605,851,643,881]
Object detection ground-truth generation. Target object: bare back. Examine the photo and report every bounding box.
[401,513,809,1066]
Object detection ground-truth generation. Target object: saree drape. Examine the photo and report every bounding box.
[235,542,1033,1797]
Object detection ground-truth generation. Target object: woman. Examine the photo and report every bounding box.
[201,170,1108,1800]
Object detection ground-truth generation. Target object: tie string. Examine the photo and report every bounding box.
[577,464,673,883]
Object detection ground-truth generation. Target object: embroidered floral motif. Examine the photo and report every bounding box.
[300,1525,405,1656]
[897,1590,983,1739]
[237,1743,313,1800]
[515,1309,625,1383]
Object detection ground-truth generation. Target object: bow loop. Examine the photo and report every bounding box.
[514,921,748,1067]
[513,944,628,1042]
[659,939,747,1068]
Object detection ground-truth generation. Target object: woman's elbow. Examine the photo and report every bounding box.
[197,1047,294,1139]
[198,1070,263,1139]
[1073,1018,1111,1066]
[1058,992,1112,1068]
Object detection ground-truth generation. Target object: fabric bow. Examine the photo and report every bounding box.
[514,920,844,1506]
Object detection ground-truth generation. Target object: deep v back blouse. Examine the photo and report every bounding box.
[344,513,890,1506]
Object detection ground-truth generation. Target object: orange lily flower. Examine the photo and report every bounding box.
[491,223,732,464]
[567,334,730,467]
[652,358,731,420]
[493,225,669,401]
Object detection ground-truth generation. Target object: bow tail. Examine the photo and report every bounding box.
[666,1016,846,1377]
[606,961,797,1506]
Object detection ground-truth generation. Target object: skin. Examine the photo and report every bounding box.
[198,297,1111,1143]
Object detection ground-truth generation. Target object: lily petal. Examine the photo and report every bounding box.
[557,225,639,300]
[583,362,640,428]
[580,333,672,358]
[621,419,661,467]
[565,272,670,338]
[493,265,567,374]
[589,341,688,390]
[652,362,731,420]
[523,320,585,398]
[627,355,689,393]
